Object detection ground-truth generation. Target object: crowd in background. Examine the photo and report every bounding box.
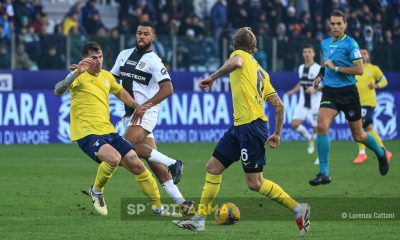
[1,0,400,70]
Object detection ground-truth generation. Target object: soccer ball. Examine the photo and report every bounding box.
[214,202,240,225]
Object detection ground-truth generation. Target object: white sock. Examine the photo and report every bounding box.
[359,149,366,154]
[295,124,312,140]
[149,150,177,167]
[293,204,303,218]
[162,180,185,205]
[91,187,102,195]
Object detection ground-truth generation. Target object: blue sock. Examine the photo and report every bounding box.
[317,134,330,176]
[363,133,384,158]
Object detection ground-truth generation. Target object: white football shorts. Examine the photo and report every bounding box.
[122,110,159,139]
[292,104,319,127]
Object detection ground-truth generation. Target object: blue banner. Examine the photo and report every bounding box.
[2,70,400,91]
[0,90,398,144]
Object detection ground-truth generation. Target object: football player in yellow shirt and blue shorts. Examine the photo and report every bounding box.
[353,48,393,164]
[173,27,311,236]
[54,42,162,216]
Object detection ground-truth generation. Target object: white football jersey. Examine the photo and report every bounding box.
[110,48,171,116]
[297,63,322,110]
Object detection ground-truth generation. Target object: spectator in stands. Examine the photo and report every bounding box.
[81,0,98,26]
[156,12,171,36]
[13,0,31,34]
[0,5,12,40]
[15,43,37,70]
[84,12,106,35]
[38,45,64,69]
[248,0,262,33]
[137,0,155,22]
[0,22,10,69]
[63,12,78,35]
[211,0,227,40]
[228,0,248,29]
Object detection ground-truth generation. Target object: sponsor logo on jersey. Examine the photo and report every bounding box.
[161,68,167,75]
[126,60,137,66]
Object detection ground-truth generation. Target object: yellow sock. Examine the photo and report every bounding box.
[197,172,222,218]
[358,143,366,152]
[134,168,161,208]
[259,179,298,211]
[368,129,384,147]
[93,161,117,192]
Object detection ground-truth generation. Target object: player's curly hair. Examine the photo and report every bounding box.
[232,27,257,55]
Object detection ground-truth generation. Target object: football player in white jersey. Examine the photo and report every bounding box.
[110,21,193,215]
[286,44,322,164]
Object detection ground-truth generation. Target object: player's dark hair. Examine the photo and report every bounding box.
[331,10,347,23]
[82,42,102,56]
[138,21,156,33]
[232,27,257,55]
[302,43,314,51]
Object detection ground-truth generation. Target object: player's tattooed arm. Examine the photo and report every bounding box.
[54,57,93,96]
[211,55,243,79]
[199,55,243,90]
[265,93,284,136]
[54,71,80,96]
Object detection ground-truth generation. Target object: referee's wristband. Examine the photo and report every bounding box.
[334,66,340,72]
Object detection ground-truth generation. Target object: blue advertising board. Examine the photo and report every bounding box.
[0,90,398,144]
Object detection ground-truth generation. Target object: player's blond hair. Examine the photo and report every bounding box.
[232,27,257,55]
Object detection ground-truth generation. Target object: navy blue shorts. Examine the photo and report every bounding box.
[77,133,134,163]
[212,119,269,173]
[361,106,374,129]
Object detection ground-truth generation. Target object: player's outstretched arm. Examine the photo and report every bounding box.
[286,83,301,97]
[265,93,284,148]
[54,58,92,96]
[142,81,173,106]
[199,55,243,90]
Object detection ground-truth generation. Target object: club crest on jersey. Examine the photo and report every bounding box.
[138,61,146,69]
[103,80,110,88]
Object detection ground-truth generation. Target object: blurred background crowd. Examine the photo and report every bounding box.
[1,0,400,71]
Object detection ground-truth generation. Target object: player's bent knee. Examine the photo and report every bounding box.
[316,125,328,134]
[205,162,223,175]
[247,181,262,192]
[124,151,146,174]
[353,133,366,143]
[101,153,121,168]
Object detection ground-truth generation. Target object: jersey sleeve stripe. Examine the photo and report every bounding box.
[263,92,277,100]
[352,58,363,63]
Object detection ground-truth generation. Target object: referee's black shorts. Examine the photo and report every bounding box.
[319,85,361,122]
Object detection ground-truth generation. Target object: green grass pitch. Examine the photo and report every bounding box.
[1,141,399,239]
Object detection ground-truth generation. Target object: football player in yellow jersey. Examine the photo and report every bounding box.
[54,42,162,216]
[353,48,392,164]
[173,27,310,236]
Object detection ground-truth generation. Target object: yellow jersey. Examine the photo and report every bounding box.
[229,50,276,126]
[356,63,385,107]
[69,70,123,141]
